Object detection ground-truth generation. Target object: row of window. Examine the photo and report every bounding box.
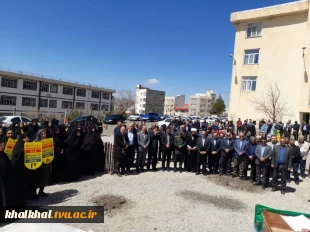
[0,95,110,110]
[1,77,110,99]
[243,22,262,64]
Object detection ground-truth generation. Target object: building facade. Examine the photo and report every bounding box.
[189,89,216,116]
[135,85,165,114]
[164,94,185,116]
[229,0,310,124]
[174,104,189,117]
[0,70,115,119]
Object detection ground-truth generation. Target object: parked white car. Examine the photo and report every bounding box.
[200,116,216,124]
[0,116,33,128]
[158,118,173,127]
[128,114,143,121]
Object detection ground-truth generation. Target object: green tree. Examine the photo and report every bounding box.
[67,110,82,120]
[211,95,226,116]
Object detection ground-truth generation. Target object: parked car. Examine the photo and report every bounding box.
[158,118,173,127]
[104,114,125,124]
[68,115,99,126]
[128,114,143,121]
[0,116,36,128]
[159,115,170,121]
[141,113,161,122]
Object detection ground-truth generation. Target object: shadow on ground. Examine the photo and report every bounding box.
[27,189,79,206]
[177,190,247,211]
[91,194,130,217]
[206,175,263,193]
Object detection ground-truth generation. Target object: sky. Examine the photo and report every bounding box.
[0,0,299,106]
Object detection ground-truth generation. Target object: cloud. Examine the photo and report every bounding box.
[168,86,172,90]
[145,78,159,85]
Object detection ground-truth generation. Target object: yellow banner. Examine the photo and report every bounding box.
[24,142,42,170]
[4,138,17,160]
[42,138,54,164]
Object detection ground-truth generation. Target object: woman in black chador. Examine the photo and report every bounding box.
[66,129,83,181]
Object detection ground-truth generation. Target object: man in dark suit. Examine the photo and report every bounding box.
[114,121,123,135]
[185,121,192,134]
[292,121,300,140]
[160,127,174,171]
[255,137,272,189]
[192,118,200,134]
[301,122,309,141]
[209,132,221,174]
[147,126,160,171]
[186,128,198,172]
[244,136,257,182]
[126,123,138,173]
[196,130,210,175]
[283,123,292,138]
[114,125,129,177]
[219,131,235,175]
[136,125,150,173]
[232,132,247,179]
[271,138,292,194]
[158,124,167,161]
[174,131,187,173]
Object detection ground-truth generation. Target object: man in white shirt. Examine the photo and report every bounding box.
[295,135,310,178]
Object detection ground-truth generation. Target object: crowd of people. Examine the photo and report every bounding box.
[0,117,105,222]
[113,117,310,197]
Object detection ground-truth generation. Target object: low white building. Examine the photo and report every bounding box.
[0,70,115,119]
[164,95,185,116]
[189,89,216,116]
[135,85,165,114]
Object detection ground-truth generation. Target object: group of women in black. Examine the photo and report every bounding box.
[0,118,105,222]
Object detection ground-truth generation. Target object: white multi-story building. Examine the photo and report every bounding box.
[189,89,216,116]
[164,95,185,116]
[135,85,165,114]
[0,70,115,119]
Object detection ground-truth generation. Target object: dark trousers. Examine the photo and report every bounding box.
[300,159,306,176]
[126,145,135,171]
[147,149,158,170]
[266,164,273,184]
[158,150,163,161]
[196,154,207,174]
[174,153,184,169]
[256,162,268,185]
[184,151,188,170]
[136,149,147,171]
[292,161,300,181]
[272,164,287,190]
[219,155,232,174]
[115,154,126,174]
[162,149,172,169]
[233,157,244,176]
[187,151,197,172]
[243,157,256,181]
[208,154,220,173]
[237,127,242,134]
[293,133,298,140]
[302,132,308,141]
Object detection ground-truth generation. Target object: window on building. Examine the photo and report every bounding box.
[142,104,146,107]
[191,104,197,108]
[247,22,262,38]
[101,104,109,111]
[61,101,72,109]
[143,98,146,102]
[0,95,16,105]
[63,87,73,95]
[76,89,86,97]
[143,92,146,96]
[23,81,37,91]
[1,77,18,88]
[242,77,257,91]
[50,84,58,93]
[39,99,48,108]
[41,83,49,92]
[76,102,85,110]
[49,99,57,108]
[244,49,259,64]
[102,93,110,100]
[90,103,99,111]
[22,97,36,107]
[91,91,100,98]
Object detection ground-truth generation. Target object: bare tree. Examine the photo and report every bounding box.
[113,89,135,114]
[250,82,290,121]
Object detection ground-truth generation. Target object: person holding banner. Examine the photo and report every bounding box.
[34,129,49,197]
[4,129,14,146]
[12,133,30,205]
[0,138,15,222]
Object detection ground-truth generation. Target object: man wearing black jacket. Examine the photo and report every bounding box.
[288,139,301,185]
[219,132,234,175]
[160,127,174,171]
[301,122,309,142]
[209,132,221,174]
[293,121,300,141]
[192,118,200,134]
[196,130,210,175]
[114,125,129,177]
[147,126,160,171]
[126,124,138,173]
